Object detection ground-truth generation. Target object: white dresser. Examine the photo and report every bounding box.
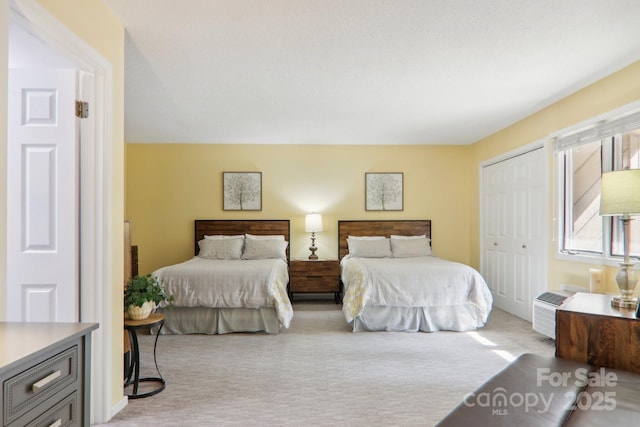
[0,322,98,427]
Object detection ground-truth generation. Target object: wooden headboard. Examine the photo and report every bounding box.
[338,220,431,260]
[194,219,291,260]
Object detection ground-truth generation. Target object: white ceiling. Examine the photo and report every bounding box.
[105,0,640,145]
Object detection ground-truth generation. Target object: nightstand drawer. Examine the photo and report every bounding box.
[4,346,78,425]
[290,275,339,292]
[290,261,337,276]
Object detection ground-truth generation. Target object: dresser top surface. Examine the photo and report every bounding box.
[0,322,98,372]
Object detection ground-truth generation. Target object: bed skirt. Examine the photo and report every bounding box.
[350,304,488,332]
[151,306,281,334]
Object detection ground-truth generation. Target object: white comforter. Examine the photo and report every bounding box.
[341,255,492,325]
[153,257,292,328]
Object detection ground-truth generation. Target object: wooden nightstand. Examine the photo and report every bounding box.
[289,259,340,303]
[556,292,640,373]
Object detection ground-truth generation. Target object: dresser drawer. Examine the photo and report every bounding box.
[21,391,79,427]
[4,346,78,426]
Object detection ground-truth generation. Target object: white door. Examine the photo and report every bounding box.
[7,68,79,322]
[482,147,546,321]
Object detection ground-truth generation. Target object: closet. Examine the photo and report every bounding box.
[481,145,547,321]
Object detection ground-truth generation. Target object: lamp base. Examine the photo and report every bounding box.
[611,295,639,309]
[308,233,318,260]
[612,261,638,309]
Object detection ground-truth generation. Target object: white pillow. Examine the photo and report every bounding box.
[245,233,286,241]
[347,237,392,258]
[198,238,244,260]
[242,238,288,260]
[390,234,427,240]
[204,234,245,240]
[390,237,432,257]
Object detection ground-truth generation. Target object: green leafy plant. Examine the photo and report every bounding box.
[124,274,174,309]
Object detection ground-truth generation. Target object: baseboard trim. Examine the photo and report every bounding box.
[109,395,128,421]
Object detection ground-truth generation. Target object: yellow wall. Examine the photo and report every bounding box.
[126,144,471,273]
[469,59,640,296]
[32,0,125,412]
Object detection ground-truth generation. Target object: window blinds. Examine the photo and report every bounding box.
[553,109,640,152]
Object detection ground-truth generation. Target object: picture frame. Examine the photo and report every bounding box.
[365,172,403,211]
[223,172,262,211]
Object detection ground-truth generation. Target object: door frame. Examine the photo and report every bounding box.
[10,0,115,422]
[479,139,549,320]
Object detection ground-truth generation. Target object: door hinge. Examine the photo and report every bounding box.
[75,100,89,119]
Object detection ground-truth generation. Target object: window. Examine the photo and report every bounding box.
[562,140,603,254]
[555,106,640,261]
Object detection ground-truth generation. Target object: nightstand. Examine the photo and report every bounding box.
[556,292,640,373]
[289,259,340,303]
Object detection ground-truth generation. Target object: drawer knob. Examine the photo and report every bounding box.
[48,419,62,427]
[32,369,62,393]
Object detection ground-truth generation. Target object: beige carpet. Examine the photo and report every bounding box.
[99,302,554,427]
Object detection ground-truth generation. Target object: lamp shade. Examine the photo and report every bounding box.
[305,213,323,232]
[600,169,640,216]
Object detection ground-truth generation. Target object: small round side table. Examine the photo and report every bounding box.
[124,312,165,398]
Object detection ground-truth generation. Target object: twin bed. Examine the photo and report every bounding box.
[151,219,492,334]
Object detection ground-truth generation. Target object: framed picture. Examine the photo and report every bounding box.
[365,172,403,211]
[223,172,262,211]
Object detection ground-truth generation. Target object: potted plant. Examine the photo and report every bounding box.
[124,274,173,320]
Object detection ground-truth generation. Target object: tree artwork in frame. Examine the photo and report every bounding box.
[223,172,262,211]
[366,172,403,211]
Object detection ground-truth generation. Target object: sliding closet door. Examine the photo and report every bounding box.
[482,146,546,321]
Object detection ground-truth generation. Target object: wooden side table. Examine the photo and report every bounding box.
[556,292,640,373]
[124,312,165,398]
[289,259,340,303]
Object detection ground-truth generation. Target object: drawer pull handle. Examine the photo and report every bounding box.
[32,370,62,393]
[48,419,62,427]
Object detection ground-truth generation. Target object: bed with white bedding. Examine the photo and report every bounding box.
[338,220,493,332]
[152,220,293,334]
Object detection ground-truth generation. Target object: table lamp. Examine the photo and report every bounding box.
[305,213,323,260]
[599,169,640,308]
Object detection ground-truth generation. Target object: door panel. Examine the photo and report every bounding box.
[7,68,78,322]
[22,285,57,322]
[24,146,57,249]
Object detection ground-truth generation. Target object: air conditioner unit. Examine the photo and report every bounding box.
[532,291,572,339]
